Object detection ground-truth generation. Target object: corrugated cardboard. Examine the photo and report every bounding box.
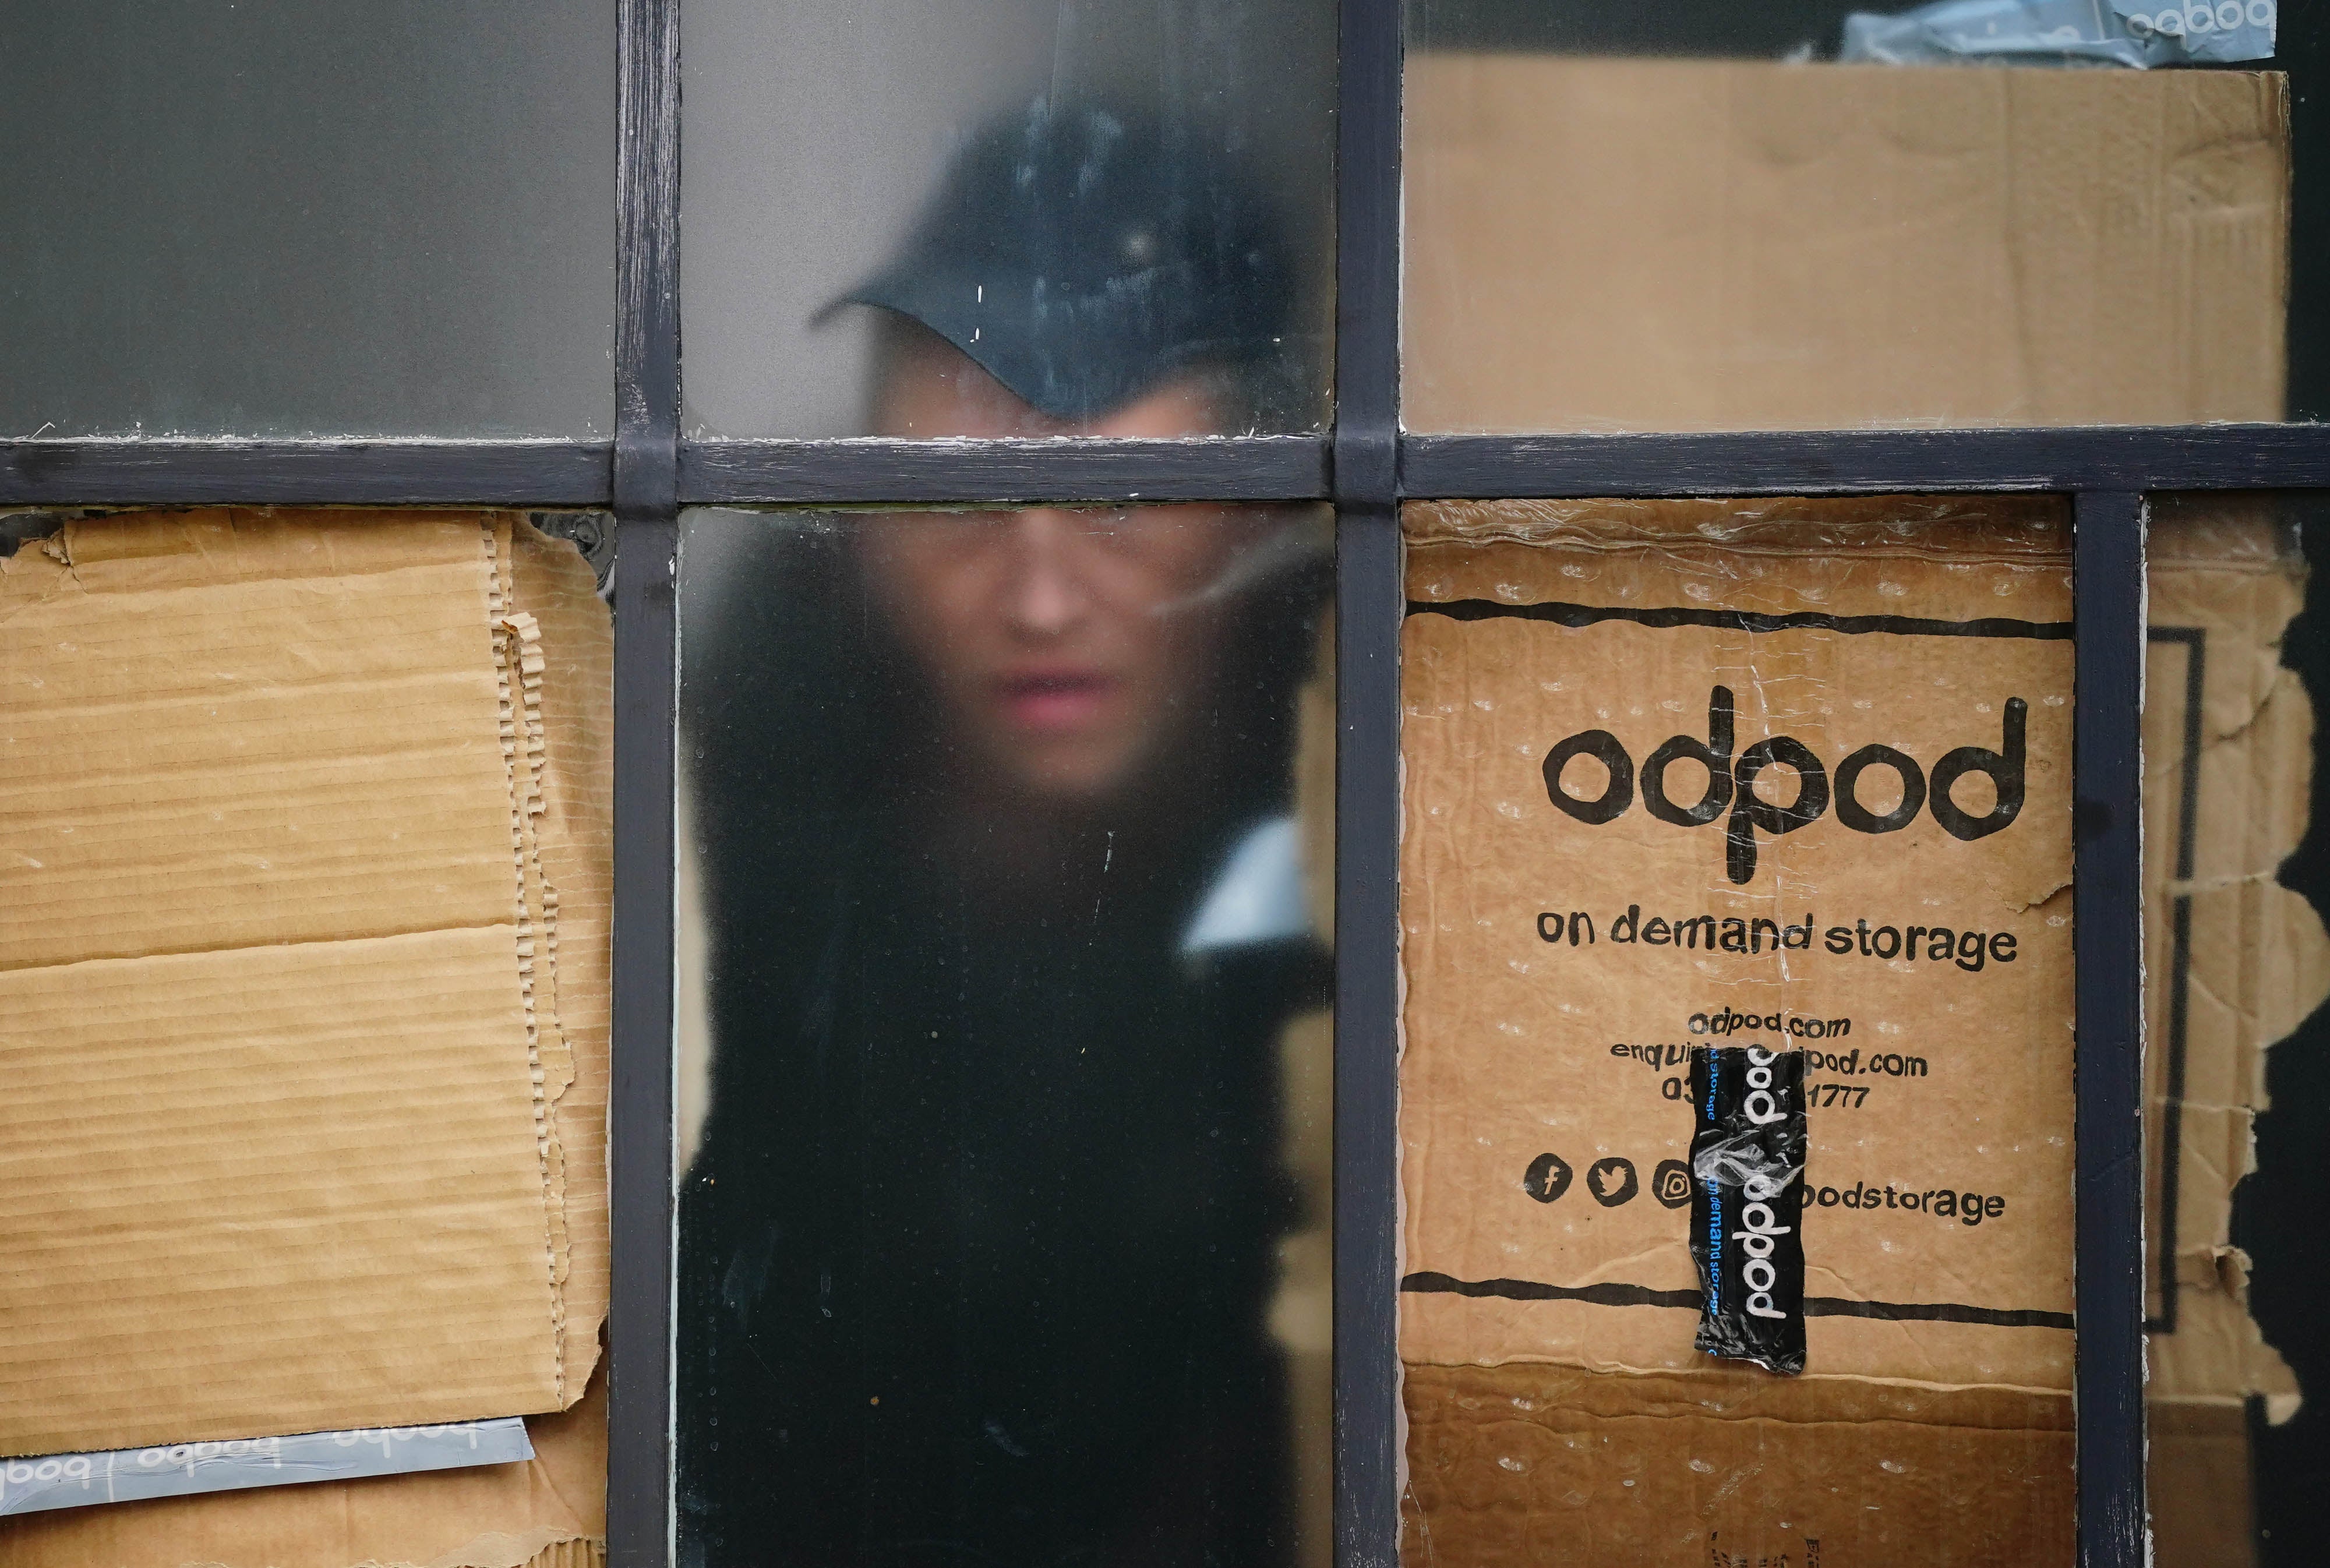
[2147,1398,2257,1568]
[0,510,610,1461]
[1404,58,2291,433]
[2140,500,2328,1564]
[507,521,613,1376]
[1404,1361,2073,1566]
[1399,497,2077,1565]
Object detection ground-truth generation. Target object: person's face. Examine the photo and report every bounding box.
[862,331,1264,801]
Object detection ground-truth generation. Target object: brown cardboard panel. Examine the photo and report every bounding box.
[1404,58,2290,433]
[0,510,610,1457]
[2147,1399,2255,1568]
[1,522,515,967]
[1401,499,2076,1381]
[1403,1362,2072,1568]
[0,1361,608,1568]
[1398,498,2078,1565]
[0,929,561,1453]
[2135,504,2324,1567]
[2143,510,2328,1404]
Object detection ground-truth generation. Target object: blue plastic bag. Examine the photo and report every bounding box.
[1840,0,2275,67]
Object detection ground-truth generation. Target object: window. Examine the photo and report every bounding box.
[8,3,2329,1566]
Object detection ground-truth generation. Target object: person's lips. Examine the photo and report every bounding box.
[994,669,1117,732]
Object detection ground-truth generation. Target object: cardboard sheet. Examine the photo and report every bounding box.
[1404,1361,2073,1566]
[0,510,610,1461]
[1404,58,2290,433]
[1397,497,2078,1565]
[2139,500,2328,1564]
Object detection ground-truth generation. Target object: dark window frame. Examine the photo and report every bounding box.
[3,1,2319,1563]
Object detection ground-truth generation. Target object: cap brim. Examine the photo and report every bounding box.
[818,270,1188,424]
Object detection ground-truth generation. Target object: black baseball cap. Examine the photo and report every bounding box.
[827,98,1302,423]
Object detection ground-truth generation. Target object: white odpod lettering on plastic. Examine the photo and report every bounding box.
[1736,1199,1796,1319]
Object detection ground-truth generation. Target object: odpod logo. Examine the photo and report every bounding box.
[1732,1058,1797,1321]
[1690,1044,1808,1373]
[1542,686,2027,882]
[1736,1187,1794,1320]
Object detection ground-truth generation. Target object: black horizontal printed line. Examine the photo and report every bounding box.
[1803,1297,2075,1330]
[1405,599,2074,641]
[1401,1272,2074,1332]
[1401,1272,1700,1311]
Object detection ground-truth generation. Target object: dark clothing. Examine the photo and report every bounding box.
[675,522,1325,1567]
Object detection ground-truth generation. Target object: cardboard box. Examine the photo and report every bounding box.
[1403,58,2290,433]
[0,511,610,1482]
[1398,497,2078,1565]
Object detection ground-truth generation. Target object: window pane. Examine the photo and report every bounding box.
[0,4,616,439]
[675,503,1334,1565]
[680,1,1335,438]
[1404,2,2311,432]
[2142,493,2325,1568]
[1399,497,2077,1564]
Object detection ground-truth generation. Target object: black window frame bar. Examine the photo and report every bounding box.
[0,0,2309,1563]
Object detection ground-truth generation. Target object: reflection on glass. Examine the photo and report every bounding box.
[682,0,1335,436]
[676,499,1333,1566]
[0,3,615,439]
[1403,1,2307,432]
[2142,495,2327,1568]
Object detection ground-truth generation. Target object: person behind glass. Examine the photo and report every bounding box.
[677,101,1329,1568]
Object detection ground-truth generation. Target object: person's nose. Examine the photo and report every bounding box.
[1003,509,1090,639]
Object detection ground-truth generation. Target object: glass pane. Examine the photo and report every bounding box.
[681,1,1335,438]
[1404,1,2314,432]
[1397,497,2077,1565]
[675,503,1335,1564]
[0,5,616,439]
[2143,493,2326,1568]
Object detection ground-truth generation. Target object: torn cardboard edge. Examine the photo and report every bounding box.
[1405,494,2072,555]
[489,520,575,1401]
[508,514,615,1391]
[2140,502,2322,1436]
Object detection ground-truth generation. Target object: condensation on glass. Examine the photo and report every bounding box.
[1401,0,2313,433]
[680,0,1336,438]
[1394,496,2077,1565]
[674,503,1335,1566]
[0,3,616,440]
[2141,493,2327,1567]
